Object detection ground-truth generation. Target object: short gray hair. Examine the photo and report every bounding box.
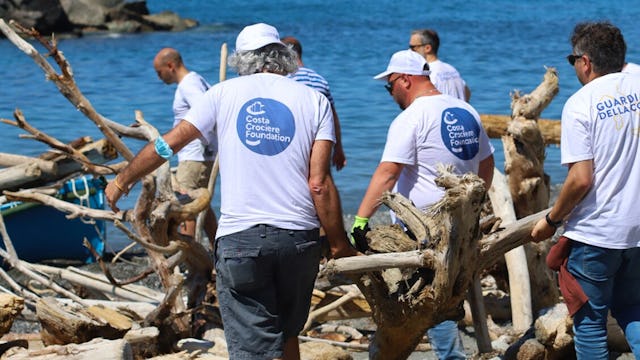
[229,43,298,76]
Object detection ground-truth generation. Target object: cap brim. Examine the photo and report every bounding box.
[373,70,392,80]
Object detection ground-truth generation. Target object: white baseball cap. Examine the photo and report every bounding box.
[235,23,284,51]
[373,49,431,80]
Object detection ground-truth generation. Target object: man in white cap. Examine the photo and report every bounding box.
[105,23,356,359]
[351,49,494,359]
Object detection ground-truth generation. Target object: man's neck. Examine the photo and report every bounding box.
[409,83,440,104]
[426,54,438,63]
[176,67,190,83]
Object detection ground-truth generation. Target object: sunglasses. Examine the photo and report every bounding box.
[384,75,402,94]
[409,43,427,51]
[567,53,584,66]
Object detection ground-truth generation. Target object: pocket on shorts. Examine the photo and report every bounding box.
[220,247,264,292]
[295,239,321,263]
[295,239,320,252]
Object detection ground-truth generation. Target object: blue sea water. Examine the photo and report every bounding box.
[1,0,639,247]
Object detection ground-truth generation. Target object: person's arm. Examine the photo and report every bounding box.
[105,120,202,212]
[356,161,404,219]
[330,105,347,171]
[531,159,593,242]
[478,154,495,189]
[308,139,356,258]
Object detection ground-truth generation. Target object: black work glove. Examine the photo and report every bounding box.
[350,216,370,253]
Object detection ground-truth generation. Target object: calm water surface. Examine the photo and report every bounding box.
[2,1,639,246]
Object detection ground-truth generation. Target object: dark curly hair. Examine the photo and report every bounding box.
[570,21,626,75]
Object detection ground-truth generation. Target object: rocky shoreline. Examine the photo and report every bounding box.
[0,0,197,37]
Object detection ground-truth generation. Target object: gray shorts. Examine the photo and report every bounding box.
[214,224,321,359]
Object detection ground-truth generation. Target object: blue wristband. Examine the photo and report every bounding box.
[154,136,173,160]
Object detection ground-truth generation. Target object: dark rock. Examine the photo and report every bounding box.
[121,0,148,15]
[0,0,197,37]
[2,0,73,34]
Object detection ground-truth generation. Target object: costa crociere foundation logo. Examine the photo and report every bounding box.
[237,98,295,156]
[440,107,480,160]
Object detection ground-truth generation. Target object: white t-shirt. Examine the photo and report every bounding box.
[623,62,640,75]
[561,72,640,249]
[173,71,215,162]
[428,60,467,101]
[184,73,335,238]
[381,94,494,211]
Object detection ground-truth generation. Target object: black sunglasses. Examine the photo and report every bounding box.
[409,43,427,51]
[384,75,402,94]
[567,53,584,66]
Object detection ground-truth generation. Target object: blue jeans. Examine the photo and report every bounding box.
[427,320,467,359]
[567,241,640,360]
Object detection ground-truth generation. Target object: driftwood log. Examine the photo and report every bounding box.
[480,114,560,145]
[325,165,487,360]
[505,67,557,220]
[503,67,561,313]
[0,137,116,191]
[325,196,550,359]
[36,297,132,346]
[488,169,532,332]
[2,337,132,360]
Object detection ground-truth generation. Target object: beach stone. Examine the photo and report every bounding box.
[300,341,352,360]
[0,294,24,337]
[516,338,545,360]
[200,327,228,357]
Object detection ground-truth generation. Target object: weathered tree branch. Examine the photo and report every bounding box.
[0,19,135,161]
[0,138,116,191]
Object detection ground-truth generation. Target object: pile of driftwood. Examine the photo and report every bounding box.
[0,19,633,360]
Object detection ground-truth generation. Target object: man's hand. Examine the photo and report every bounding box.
[350,215,370,253]
[332,144,347,171]
[330,235,359,259]
[531,217,557,243]
[105,176,127,213]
